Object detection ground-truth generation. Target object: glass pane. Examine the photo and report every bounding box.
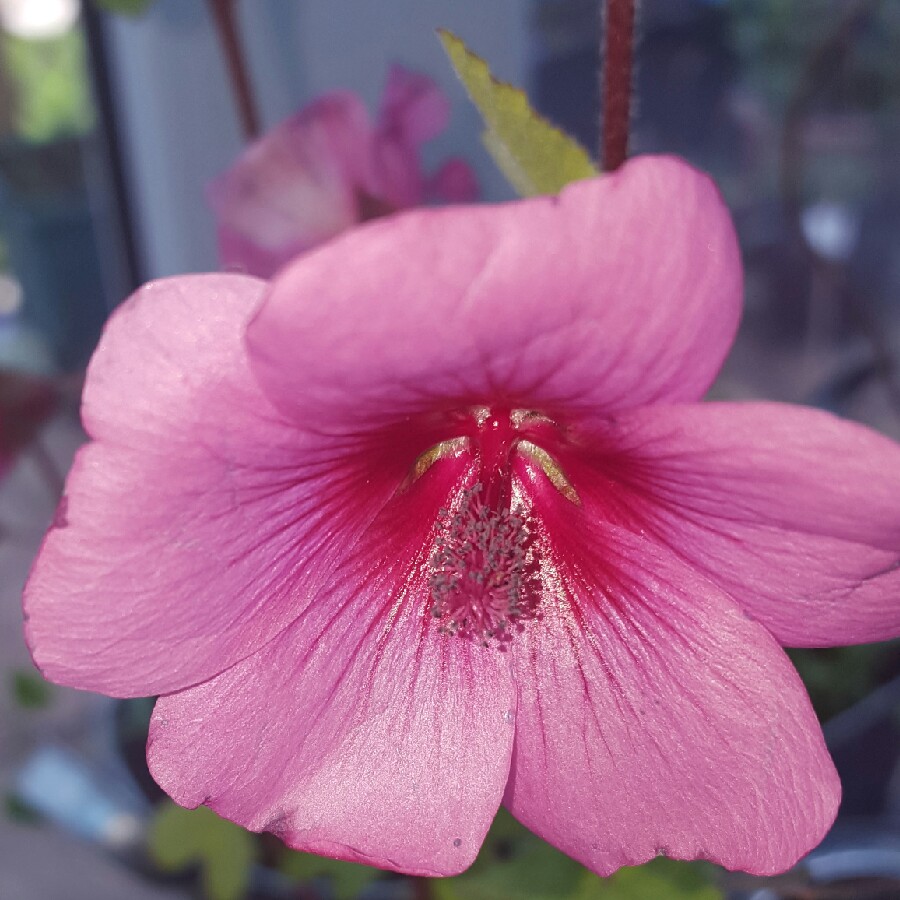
[0,0,122,373]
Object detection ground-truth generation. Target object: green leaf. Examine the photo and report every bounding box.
[148,803,257,900]
[438,29,597,197]
[278,848,381,900]
[91,0,156,14]
[10,669,54,709]
[575,858,723,900]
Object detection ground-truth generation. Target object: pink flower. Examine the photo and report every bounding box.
[24,157,900,878]
[209,65,478,279]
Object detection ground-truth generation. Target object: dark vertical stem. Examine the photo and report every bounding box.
[207,0,260,140]
[411,877,433,900]
[601,0,636,172]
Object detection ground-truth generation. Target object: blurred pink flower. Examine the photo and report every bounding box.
[209,65,478,278]
[25,157,900,878]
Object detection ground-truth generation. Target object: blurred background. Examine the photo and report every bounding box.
[0,1,898,898]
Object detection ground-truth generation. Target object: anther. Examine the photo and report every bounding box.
[428,483,539,647]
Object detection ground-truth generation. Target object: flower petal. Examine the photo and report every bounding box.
[209,93,372,277]
[426,158,480,203]
[567,402,900,646]
[24,274,427,696]
[504,519,839,876]
[369,66,452,210]
[148,471,515,876]
[378,65,450,147]
[246,155,742,430]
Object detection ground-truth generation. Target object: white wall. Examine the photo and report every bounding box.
[103,0,530,282]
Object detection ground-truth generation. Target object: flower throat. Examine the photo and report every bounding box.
[427,411,541,646]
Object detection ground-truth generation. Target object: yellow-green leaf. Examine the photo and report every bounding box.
[148,804,256,900]
[439,29,597,197]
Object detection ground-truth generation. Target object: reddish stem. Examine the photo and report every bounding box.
[411,876,433,900]
[207,0,260,140]
[601,0,636,172]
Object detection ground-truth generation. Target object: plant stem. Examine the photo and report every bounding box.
[600,0,635,172]
[411,876,433,900]
[207,0,260,140]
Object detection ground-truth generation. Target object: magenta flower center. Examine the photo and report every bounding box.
[423,409,569,646]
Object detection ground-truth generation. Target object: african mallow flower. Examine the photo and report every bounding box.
[24,156,900,878]
[209,64,478,279]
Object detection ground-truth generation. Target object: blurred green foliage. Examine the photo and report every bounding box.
[9,668,54,709]
[434,808,584,900]
[1,29,94,142]
[578,858,722,900]
[91,0,157,14]
[4,792,43,825]
[278,847,380,899]
[149,802,723,900]
[435,809,721,900]
[149,803,257,900]
[790,640,900,722]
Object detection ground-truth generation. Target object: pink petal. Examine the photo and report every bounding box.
[148,461,514,876]
[209,93,374,277]
[215,223,311,280]
[369,136,424,210]
[503,513,839,876]
[246,156,742,430]
[426,158,480,203]
[564,402,900,647]
[378,64,450,146]
[24,274,429,696]
[369,67,459,210]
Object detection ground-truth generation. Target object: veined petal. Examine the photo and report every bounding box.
[149,461,514,876]
[504,518,839,876]
[24,274,442,696]
[566,402,900,647]
[246,155,742,431]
